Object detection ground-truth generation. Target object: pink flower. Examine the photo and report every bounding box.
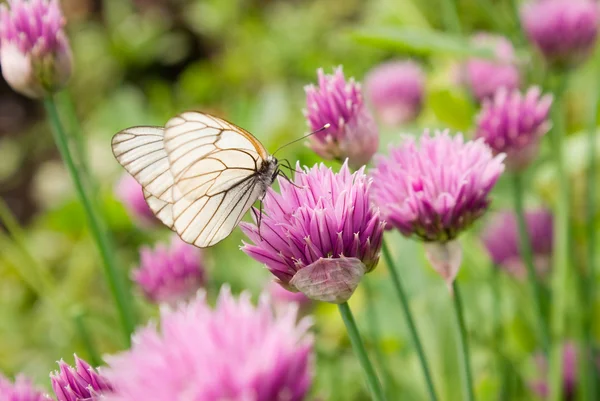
[522,0,600,68]
[132,236,205,305]
[115,173,157,227]
[364,60,425,126]
[104,287,313,401]
[0,374,52,401]
[50,355,112,401]
[0,0,72,98]
[370,131,505,285]
[530,342,591,400]
[304,67,379,169]
[482,209,553,279]
[462,33,521,101]
[241,161,385,303]
[475,87,553,171]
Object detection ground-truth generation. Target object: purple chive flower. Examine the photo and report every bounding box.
[104,286,313,401]
[364,60,425,126]
[462,33,521,101]
[475,87,553,171]
[482,209,553,279]
[132,236,205,305]
[522,0,600,68]
[370,131,505,285]
[115,173,157,227]
[304,67,379,169]
[0,0,73,98]
[0,374,52,401]
[241,161,385,303]
[50,355,112,401]
[530,342,586,400]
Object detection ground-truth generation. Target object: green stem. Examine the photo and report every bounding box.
[511,173,550,352]
[548,74,570,401]
[362,278,395,395]
[44,96,135,345]
[452,282,475,401]
[582,52,600,401]
[509,0,525,44]
[491,264,509,401]
[382,240,439,401]
[72,307,102,367]
[337,302,387,401]
[60,92,92,185]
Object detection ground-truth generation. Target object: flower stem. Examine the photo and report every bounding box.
[72,307,103,367]
[382,240,439,401]
[452,281,476,401]
[338,302,387,401]
[511,173,550,353]
[43,96,135,345]
[548,73,570,401]
[582,51,600,401]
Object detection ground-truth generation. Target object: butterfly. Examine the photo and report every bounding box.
[111,111,282,248]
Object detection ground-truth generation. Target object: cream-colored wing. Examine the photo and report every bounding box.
[112,126,174,227]
[164,112,270,247]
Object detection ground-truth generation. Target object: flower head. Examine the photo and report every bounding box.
[241,161,385,303]
[531,342,582,400]
[0,0,73,98]
[104,287,313,401]
[370,131,505,242]
[304,67,379,169]
[115,173,158,226]
[0,374,51,401]
[462,33,521,101]
[482,209,553,279]
[132,236,205,305]
[50,355,112,401]
[475,87,553,171]
[521,0,600,68]
[364,60,425,126]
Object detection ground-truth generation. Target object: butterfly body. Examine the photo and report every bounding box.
[112,111,279,248]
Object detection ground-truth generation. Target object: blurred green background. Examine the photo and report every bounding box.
[1,0,600,400]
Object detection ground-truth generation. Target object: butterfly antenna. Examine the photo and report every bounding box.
[272,123,331,156]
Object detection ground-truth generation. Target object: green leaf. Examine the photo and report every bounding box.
[352,27,495,59]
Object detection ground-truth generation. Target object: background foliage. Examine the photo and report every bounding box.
[1,0,599,400]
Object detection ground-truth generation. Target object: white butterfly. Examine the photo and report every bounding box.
[111,111,280,248]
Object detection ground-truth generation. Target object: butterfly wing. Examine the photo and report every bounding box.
[164,112,270,247]
[111,112,272,248]
[111,126,175,227]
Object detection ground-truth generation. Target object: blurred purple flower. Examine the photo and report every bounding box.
[0,0,72,98]
[370,131,505,286]
[115,173,157,227]
[268,281,313,315]
[462,33,521,101]
[132,236,205,305]
[241,161,384,303]
[50,355,112,401]
[475,87,553,171]
[304,67,379,169]
[481,209,553,279]
[0,374,51,401]
[364,60,425,126]
[522,0,600,68]
[531,342,582,400]
[104,286,313,401]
